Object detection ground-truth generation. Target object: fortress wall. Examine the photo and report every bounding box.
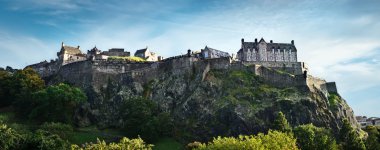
[92,60,153,74]
[242,61,304,75]
[27,60,60,78]
[205,57,231,70]
[256,66,307,88]
[325,82,338,93]
[58,61,93,87]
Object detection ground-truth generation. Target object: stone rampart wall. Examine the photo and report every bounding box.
[241,61,306,75]
[255,66,307,88]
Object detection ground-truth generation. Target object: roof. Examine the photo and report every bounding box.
[203,46,228,53]
[134,48,148,56]
[61,46,82,55]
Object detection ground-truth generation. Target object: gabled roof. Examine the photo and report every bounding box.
[134,48,148,56]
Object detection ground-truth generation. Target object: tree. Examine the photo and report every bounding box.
[293,123,338,150]
[273,111,292,133]
[364,126,380,150]
[0,70,13,107]
[339,118,366,150]
[12,68,45,117]
[28,83,87,124]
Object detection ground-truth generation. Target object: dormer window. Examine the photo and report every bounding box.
[277,49,280,53]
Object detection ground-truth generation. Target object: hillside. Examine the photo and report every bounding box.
[43,59,358,143]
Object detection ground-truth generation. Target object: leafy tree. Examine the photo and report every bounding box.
[193,130,298,150]
[121,97,173,142]
[0,124,25,150]
[273,111,292,133]
[71,137,153,150]
[364,126,380,150]
[28,83,87,123]
[293,123,338,150]
[339,118,366,150]
[12,68,45,117]
[0,70,13,107]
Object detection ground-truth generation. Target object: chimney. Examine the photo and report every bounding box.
[61,42,65,47]
[291,40,294,45]
[187,49,191,57]
[270,40,273,43]
[255,38,258,44]
[241,38,244,43]
[77,45,80,49]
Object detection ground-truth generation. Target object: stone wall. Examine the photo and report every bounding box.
[241,61,307,75]
[255,65,307,88]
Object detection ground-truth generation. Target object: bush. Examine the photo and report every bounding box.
[26,129,70,150]
[0,124,25,150]
[71,137,153,150]
[40,122,73,139]
[193,130,298,150]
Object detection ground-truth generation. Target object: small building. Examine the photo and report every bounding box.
[375,118,380,126]
[201,46,230,59]
[102,48,130,57]
[57,42,86,65]
[356,116,368,128]
[134,47,159,61]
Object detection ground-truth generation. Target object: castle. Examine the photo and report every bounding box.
[27,37,337,98]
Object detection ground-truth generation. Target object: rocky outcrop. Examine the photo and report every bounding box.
[46,60,358,142]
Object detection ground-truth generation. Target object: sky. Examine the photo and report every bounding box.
[0,0,379,117]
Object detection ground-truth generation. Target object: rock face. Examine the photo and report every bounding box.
[45,59,358,142]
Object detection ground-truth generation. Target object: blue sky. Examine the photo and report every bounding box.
[0,0,379,117]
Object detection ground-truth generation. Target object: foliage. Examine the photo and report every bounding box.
[108,56,146,62]
[71,137,153,150]
[0,124,25,150]
[1,68,45,110]
[193,130,298,150]
[152,137,182,150]
[339,118,366,150]
[26,129,70,150]
[121,97,173,142]
[273,111,292,133]
[293,123,338,150]
[28,83,87,123]
[0,70,13,107]
[40,122,73,139]
[363,126,380,150]
[328,93,341,110]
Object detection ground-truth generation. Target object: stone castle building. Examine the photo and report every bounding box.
[201,46,230,59]
[57,42,86,65]
[134,47,159,61]
[237,38,297,62]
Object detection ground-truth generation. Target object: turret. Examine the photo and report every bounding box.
[291,40,294,45]
[241,38,244,43]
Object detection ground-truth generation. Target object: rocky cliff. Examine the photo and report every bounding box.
[45,60,358,142]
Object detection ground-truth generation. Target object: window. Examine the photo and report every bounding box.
[277,49,280,53]
[289,49,292,54]
[272,48,275,53]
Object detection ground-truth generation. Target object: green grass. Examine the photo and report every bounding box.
[68,126,126,144]
[153,137,183,150]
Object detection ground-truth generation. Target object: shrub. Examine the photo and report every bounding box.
[40,122,73,139]
[193,130,298,150]
[71,137,153,150]
[0,124,25,150]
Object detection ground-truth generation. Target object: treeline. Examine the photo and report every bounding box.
[188,112,380,150]
[0,68,86,123]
